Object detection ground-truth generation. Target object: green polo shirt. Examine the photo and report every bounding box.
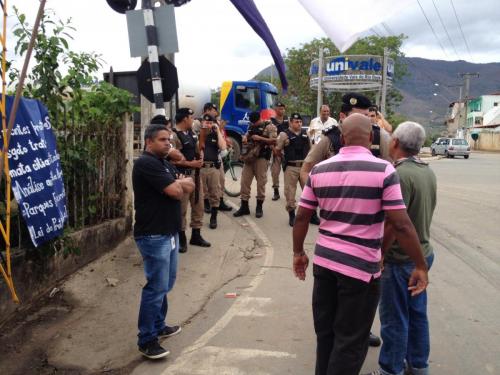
[385,157,437,263]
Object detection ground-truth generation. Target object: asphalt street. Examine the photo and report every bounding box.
[132,152,500,375]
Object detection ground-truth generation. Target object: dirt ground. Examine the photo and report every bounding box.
[0,212,260,374]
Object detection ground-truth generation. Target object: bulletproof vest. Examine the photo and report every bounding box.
[323,125,343,156]
[271,117,289,134]
[173,129,197,161]
[203,131,220,162]
[284,129,310,162]
[371,125,381,158]
[249,123,272,160]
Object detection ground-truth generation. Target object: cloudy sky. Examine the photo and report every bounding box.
[8,0,500,89]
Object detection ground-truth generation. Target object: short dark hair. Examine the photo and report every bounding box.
[175,107,194,123]
[150,114,169,126]
[144,124,168,143]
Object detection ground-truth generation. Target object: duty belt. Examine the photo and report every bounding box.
[286,161,304,167]
[203,161,218,168]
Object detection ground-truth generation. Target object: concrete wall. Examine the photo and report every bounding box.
[467,130,500,151]
[0,117,135,325]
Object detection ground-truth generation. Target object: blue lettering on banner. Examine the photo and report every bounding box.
[1,96,68,247]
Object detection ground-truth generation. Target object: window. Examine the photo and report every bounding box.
[452,139,468,145]
[494,102,498,107]
[475,117,483,125]
[264,92,277,109]
[235,87,261,111]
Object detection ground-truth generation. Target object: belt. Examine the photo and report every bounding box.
[286,161,304,167]
[203,161,218,168]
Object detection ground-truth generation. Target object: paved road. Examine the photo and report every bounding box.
[132,152,500,375]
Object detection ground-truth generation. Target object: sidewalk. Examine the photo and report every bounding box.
[0,211,261,374]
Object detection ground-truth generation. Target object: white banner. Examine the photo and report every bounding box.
[297,0,414,52]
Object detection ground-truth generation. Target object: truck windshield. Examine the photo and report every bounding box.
[264,92,277,108]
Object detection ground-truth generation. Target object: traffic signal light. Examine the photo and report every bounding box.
[106,0,137,14]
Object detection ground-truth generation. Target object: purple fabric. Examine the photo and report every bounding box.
[229,0,288,92]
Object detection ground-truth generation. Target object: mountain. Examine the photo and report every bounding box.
[254,57,500,127]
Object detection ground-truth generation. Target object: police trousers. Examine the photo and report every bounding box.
[284,165,303,211]
[240,158,269,201]
[200,166,221,208]
[271,154,282,188]
[180,184,204,231]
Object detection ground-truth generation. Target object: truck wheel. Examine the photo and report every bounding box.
[228,136,241,161]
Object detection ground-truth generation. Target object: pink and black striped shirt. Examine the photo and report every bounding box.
[299,146,406,282]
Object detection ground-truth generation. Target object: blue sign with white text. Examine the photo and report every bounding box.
[1,96,68,247]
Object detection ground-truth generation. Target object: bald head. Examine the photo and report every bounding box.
[341,113,372,148]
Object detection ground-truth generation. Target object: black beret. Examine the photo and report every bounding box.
[341,93,372,109]
[249,111,261,124]
[274,101,286,108]
[290,112,302,120]
[202,114,216,122]
[203,102,218,112]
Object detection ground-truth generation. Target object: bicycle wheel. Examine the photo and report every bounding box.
[224,161,243,197]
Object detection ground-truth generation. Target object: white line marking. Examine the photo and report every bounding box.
[160,203,275,374]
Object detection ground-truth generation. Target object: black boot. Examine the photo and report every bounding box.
[310,210,320,225]
[233,200,250,217]
[178,231,187,253]
[255,200,264,218]
[218,197,232,212]
[189,228,211,247]
[204,199,211,214]
[272,187,280,201]
[288,210,296,227]
[209,207,218,229]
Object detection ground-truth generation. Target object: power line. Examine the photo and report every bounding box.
[416,0,449,58]
[449,0,474,62]
[430,0,460,59]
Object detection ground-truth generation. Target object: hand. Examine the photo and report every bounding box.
[191,159,204,169]
[251,134,259,141]
[408,267,428,296]
[273,148,282,158]
[293,252,309,281]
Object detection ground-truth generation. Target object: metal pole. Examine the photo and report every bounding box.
[142,0,166,116]
[380,47,388,115]
[316,47,324,117]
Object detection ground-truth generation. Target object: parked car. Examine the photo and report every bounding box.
[431,138,470,158]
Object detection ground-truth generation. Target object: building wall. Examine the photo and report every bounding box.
[466,130,500,151]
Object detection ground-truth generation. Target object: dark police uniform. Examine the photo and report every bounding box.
[276,113,310,225]
[270,102,289,199]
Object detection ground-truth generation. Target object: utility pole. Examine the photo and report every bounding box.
[142,0,166,116]
[316,47,324,117]
[380,47,389,115]
[459,72,479,129]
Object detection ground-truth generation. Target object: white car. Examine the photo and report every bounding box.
[431,138,470,159]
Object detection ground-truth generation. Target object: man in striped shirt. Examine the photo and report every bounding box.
[292,114,429,375]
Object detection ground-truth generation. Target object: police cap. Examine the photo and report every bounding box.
[249,111,261,124]
[150,114,171,126]
[290,112,302,121]
[202,114,216,122]
[341,93,372,109]
[175,108,194,123]
[274,101,286,108]
[203,102,218,112]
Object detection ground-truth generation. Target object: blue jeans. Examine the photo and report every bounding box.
[378,254,434,375]
[135,234,179,347]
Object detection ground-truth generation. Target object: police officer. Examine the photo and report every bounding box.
[275,112,310,226]
[233,111,277,218]
[171,108,210,252]
[299,92,388,348]
[199,114,227,229]
[270,101,289,201]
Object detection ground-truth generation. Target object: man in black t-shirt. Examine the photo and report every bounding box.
[133,123,194,360]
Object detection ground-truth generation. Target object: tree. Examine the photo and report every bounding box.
[256,35,408,123]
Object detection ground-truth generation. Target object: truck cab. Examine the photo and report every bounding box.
[220,81,278,160]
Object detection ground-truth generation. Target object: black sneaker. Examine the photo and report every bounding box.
[158,325,182,338]
[139,340,169,359]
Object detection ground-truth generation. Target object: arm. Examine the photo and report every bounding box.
[216,126,227,150]
[163,181,184,200]
[251,134,276,144]
[385,209,428,295]
[292,206,313,280]
[167,148,185,163]
[177,176,195,194]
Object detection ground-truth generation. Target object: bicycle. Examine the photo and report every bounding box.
[223,150,243,197]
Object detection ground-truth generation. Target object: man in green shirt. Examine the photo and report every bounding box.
[366,121,437,375]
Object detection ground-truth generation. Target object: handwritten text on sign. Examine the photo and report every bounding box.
[2,96,68,247]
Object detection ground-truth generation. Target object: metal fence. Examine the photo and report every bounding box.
[4,109,128,250]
